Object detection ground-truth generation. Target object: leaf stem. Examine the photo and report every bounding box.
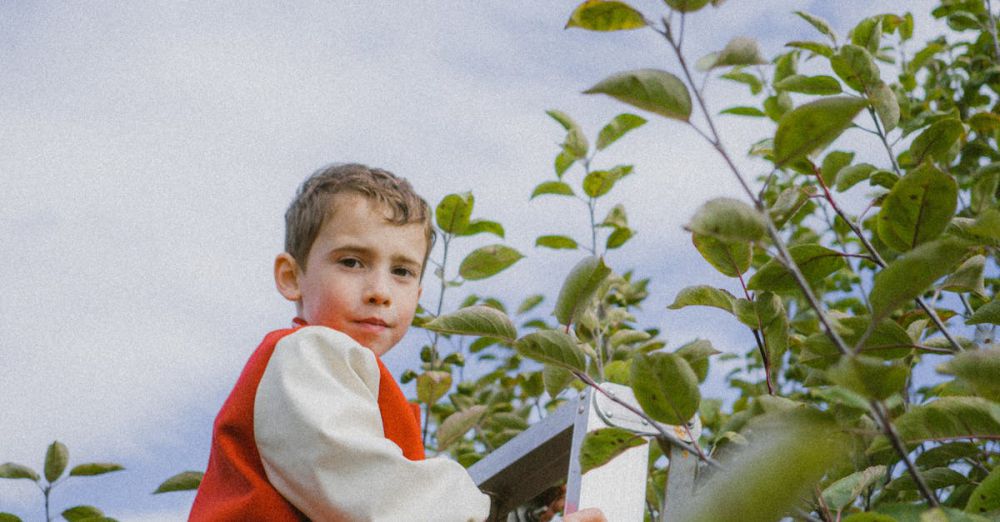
[736,271,774,395]
[869,400,940,506]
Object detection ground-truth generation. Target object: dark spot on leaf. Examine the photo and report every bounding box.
[908,194,918,200]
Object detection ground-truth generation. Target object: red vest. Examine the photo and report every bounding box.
[190,326,425,521]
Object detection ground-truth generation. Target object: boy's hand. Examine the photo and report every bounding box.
[563,508,606,522]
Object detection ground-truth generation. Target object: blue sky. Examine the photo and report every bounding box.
[1,1,948,519]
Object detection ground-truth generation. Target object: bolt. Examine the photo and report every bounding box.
[607,411,614,418]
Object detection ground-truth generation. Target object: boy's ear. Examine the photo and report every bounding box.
[274,252,302,302]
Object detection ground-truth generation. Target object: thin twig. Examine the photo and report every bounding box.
[573,370,721,469]
[870,401,940,506]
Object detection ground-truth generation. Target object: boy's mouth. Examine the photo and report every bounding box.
[356,317,390,329]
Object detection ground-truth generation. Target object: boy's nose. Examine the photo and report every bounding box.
[364,274,391,306]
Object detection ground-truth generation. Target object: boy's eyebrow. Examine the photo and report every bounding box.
[329,244,422,268]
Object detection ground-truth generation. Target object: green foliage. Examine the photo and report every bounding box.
[579,427,646,474]
[1,441,124,520]
[153,471,204,494]
[584,69,692,121]
[402,1,1000,520]
[773,96,868,166]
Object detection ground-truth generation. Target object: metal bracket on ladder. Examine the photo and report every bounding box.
[470,382,701,520]
[566,382,701,520]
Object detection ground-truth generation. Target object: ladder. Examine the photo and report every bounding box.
[469,382,700,521]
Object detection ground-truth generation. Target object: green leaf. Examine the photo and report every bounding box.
[668,285,736,313]
[971,163,1000,214]
[795,11,837,43]
[546,109,579,132]
[687,198,766,242]
[966,462,1000,514]
[547,109,589,159]
[553,256,612,326]
[769,187,812,228]
[555,149,576,177]
[543,364,574,399]
[599,204,628,229]
[827,355,908,400]
[869,236,969,321]
[967,299,1000,326]
[531,181,575,199]
[948,210,1000,247]
[830,45,881,92]
[605,227,633,249]
[915,442,980,468]
[609,329,650,347]
[582,165,633,198]
[720,106,766,117]
[579,427,646,474]
[676,338,719,383]
[710,37,767,68]
[61,505,104,522]
[516,294,545,315]
[835,163,878,192]
[458,219,505,239]
[423,305,517,343]
[800,316,914,368]
[536,235,579,250]
[596,113,647,150]
[821,465,887,511]
[675,410,846,522]
[45,441,69,483]
[870,81,899,132]
[773,96,868,166]
[851,16,883,54]
[747,244,847,293]
[515,330,587,372]
[820,150,855,186]
[603,360,631,385]
[436,406,486,451]
[0,463,39,481]
[763,92,794,122]
[938,348,1000,402]
[664,0,711,12]
[458,244,523,281]
[885,467,967,493]
[630,352,700,425]
[939,254,986,296]
[153,471,204,494]
[584,69,692,121]
[0,513,23,522]
[69,463,124,477]
[785,40,834,58]
[417,371,452,405]
[867,397,1000,460]
[565,0,647,31]
[435,192,473,234]
[909,118,965,165]
[773,74,842,95]
[877,162,957,252]
[721,70,763,94]
[691,233,752,277]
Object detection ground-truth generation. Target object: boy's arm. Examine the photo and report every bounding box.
[254,327,492,522]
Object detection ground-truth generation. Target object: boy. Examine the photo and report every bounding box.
[190,164,603,521]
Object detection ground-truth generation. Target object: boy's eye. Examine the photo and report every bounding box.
[392,267,415,277]
[339,258,362,268]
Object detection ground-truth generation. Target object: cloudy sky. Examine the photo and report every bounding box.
[1,1,946,519]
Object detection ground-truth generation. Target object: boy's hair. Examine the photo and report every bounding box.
[284,163,436,272]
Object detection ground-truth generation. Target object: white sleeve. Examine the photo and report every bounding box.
[254,326,491,522]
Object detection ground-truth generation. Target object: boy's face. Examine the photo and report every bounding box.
[279,193,425,356]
